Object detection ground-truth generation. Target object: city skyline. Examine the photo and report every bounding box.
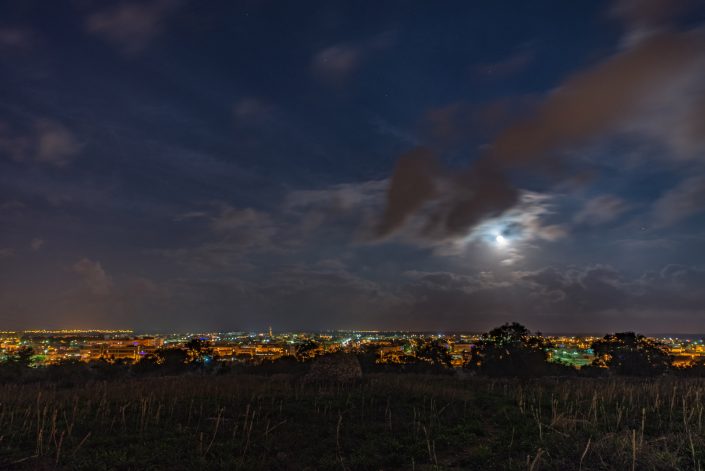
[2,1,705,332]
[2,326,703,368]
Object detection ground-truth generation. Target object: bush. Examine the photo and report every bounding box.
[304,352,362,383]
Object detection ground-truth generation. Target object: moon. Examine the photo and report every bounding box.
[495,234,507,247]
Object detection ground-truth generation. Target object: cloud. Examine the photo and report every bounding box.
[85,0,183,54]
[162,205,280,270]
[253,267,404,329]
[173,210,208,221]
[312,44,362,81]
[403,270,509,293]
[210,206,277,242]
[610,0,697,46]
[375,147,441,237]
[424,97,532,145]
[0,27,34,53]
[72,258,113,296]
[519,264,705,325]
[0,248,14,259]
[0,119,81,166]
[233,98,274,124]
[393,264,705,331]
[30,238,44,251]
[0,200,25,211]
[287,180,387,214]
[376,148,520,242]
[311,31,395,82]
[617,57,705,161]
[405,191,562,266]
[163,180,388,272]
[148,266,404,331]
[165,179,387,271]
[613,238,674,250]
[34,119,82,166]
[652,175,705,227]
[474,49,535,79]
[487,33,703,168]
[376,29,705,244]
[286,179,388,240]
[575,195,630,225]
[521,265,628,311]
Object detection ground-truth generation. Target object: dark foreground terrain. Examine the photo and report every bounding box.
[1,374,704,470]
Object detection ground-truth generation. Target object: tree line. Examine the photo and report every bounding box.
[1,323,704,384]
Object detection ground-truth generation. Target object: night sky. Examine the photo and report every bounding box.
[2,0,705,333]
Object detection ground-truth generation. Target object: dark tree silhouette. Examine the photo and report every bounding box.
[471,323,555,377]
[487,322,530,342]
[591,332,671,376]
[160,348,190,371]
[0,346,35,382]
[411,338,452,368]
[185,338,213,363]
[131,347,190,376]
[295,340,320,361]
[353,344,380,373]
[13,346,35,368]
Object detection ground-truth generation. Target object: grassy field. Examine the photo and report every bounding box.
[0,373,704,470]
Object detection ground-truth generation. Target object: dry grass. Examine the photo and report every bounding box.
[0,374,703,469]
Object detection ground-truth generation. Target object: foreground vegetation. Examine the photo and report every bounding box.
[0,373,704,470]
[1,324,703,469]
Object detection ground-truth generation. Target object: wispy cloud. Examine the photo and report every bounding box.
[0,26,34,53]
[0,119,81,167]
[575,195,630,225]
[85,0,184,54]
[473,48,535,79]
[311,31,396,83]
[652,175,705,227]
[30,238,44,252]
[72,258,113,296]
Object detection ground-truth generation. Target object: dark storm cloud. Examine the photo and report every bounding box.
[85,0,184,54]
[487,33,704,168]
[376,148,519,241]
[376,147,439,237]
[376,29,705,243]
